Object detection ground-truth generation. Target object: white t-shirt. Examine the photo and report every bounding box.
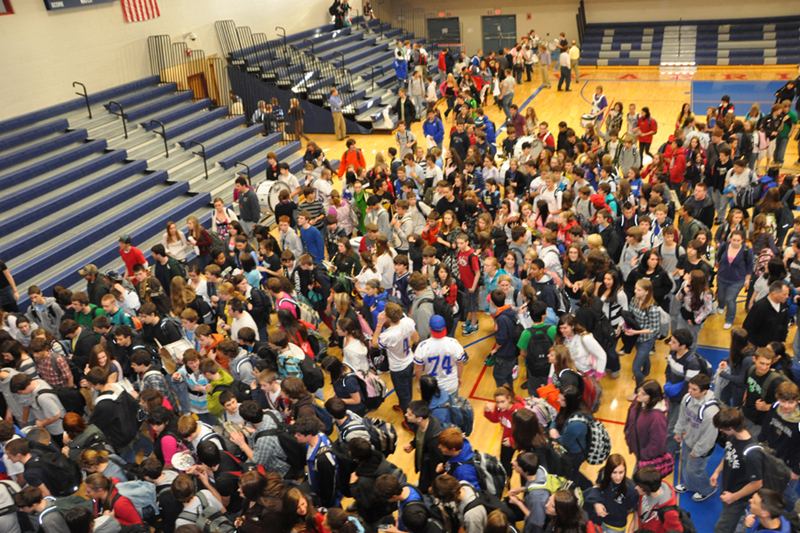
[356,267,382,292]
[231,312,260,342]
[314,179,333,202]
[378,317,417,372]
[413,337,465,394]
[376,250,398,290]
[528,176,545,197]
[279,173,301,193]
[343,339,369,374]
[538,187,562,213]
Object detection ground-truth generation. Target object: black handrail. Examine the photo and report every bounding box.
[371,65,384,92]
[149,120,169,158]
[107,101,128,139]
[303,39,315,55]
[335,51,345,69]
[73,82,92,119]
[190,141,209,180]
[235,161,252,185]
[275,27,286,47]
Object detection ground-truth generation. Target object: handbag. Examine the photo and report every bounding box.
[635,409,674,478]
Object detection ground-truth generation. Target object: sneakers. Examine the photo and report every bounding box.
[674,484,687,493]
[723,322,733,330]
[610,371,621,379]
[463,324,478,336]
[692,487,718,502]
[717,308,725,315]
[402,421,414,433]
[392,404,403,413]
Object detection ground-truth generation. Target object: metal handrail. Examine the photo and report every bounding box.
[73,82,91,119]
[335,51,345,69]
[275,27,286,47]
[235,161,252,185]
[371,65,384,92]
[107,101,128,139]
[189,141,209,180]
[149,120,169,158]
[303,38,315,56]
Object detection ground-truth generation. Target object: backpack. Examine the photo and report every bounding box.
[26,442,83,497]
[369,346,390,374]
[589,300,616,352]
[528,471,584,506]
[554,286,572,316]
[404,497,457,533]
[38,495,93,523]
[35,386,86,416]
[142,368,179,407]
[655,505,698,533]
[312,400,335,435]
[523,396,557,427]
[300,355,325,393]
[354,370,387,411]
[213,425,246,460]
[307,328,329,362]
[753,246,776,279]
[339,417,398,456]
[524,324,554,376]
[93,389,141,444]
[745,445,792,494]
[460,483,517,524]
[214,380,253,404]
[656,306,671,339]
[0,481,17,517]
[451,451,507,496]
[114,480,159,519]
[443,394,475,436]
[693,353,713,377]
[278,297,321,328]
[208,231,227,258]
[747,367,786,402]
[177,492,236,533]
[580,371,603,413]
[734,173,762,209]
[545,441,575,478]
[417,296,454,336]
[566,413,612,465]
[254,411,307,471]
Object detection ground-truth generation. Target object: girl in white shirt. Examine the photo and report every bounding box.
[162,222,190,262]
[556,314,607,377]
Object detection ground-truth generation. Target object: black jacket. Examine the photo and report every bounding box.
[89,388,140,450]
[599,224,621,262]
[350,450,398,526]
[72,327,100,379]
[684,195,716,230]
[412,416,444,493]
[392,98,417,123]
[625,267,673,305]
[86,278,110,307]
[742,297,789,347]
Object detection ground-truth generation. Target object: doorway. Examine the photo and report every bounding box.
[427,17,460,45]
[482,15,516,54]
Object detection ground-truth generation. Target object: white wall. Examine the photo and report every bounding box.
[388,0,580,56]
[0,0,332,121]
[584,0,799,24]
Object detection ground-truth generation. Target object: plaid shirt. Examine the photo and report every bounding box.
[36,354,71,388]
[630,300,661,343]
[251,413,290,476]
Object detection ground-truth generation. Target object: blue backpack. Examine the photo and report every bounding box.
[444,395,474,436]
[114,480,159,519]
[312,402,335,436]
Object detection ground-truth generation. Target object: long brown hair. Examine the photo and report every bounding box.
[283,487,317,532]
[636,379,664,412]
[511,408,548,450]
[84,473,114,511]
[549,345,577,374]
[688,269,709,311]
[634,279,655,310]
[599,454,629,497]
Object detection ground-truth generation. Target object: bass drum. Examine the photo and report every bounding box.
[580,114,595,128]
[256,180,291,213]
[547,39,559,51]
[161,339,194,365]
[350,236,362,251]
[513,136,544,161]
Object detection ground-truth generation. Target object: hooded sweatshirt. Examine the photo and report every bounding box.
[25,297,63,336]
[494,306,518,360]
[674,389,720,458]
[446,438,482,489]
[484,401,524,446]
[759,403,800,475]
[638,482,681,533]
[624,400,668,462]
[207,370,235,417]
[530,274,559,311]
[350,450,399,524]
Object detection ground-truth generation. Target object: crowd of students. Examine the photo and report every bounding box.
[1,45,800,533]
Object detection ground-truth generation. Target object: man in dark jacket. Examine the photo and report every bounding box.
[663,329,703,456]
[85,366,141,462]
[703,133,731,225]
[58,319,99,382]
[138,303,184,348]
[529,259,559,311]
[236,175,261,239]
[393,88,417,124]
[295,416,340,508]
[151,244,184,297]
[742,282,790,347]
[683,182,716,229]
[597,210,621,262]
[78,264,110,307]
[491,289,518,390]
[110,324,154,378]
[349,437,400,528]
[404,400,444,494]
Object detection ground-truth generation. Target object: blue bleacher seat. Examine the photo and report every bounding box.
[0,129,88,173]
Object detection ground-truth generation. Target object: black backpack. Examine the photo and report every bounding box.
[655,505,697,533]
[461,483,517,525]
[254,411,306,472]
[524,324,553,376]
[417,296,454,335]
[248,289,272,329]
[300,356,325,393]
[27,442,83,497]
[214,380,253,404]
[36,386,86,416]
[590,299,617,352]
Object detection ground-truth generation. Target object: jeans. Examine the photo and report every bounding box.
[605,338,621,373]
[666,399,681,456]
[527,374,548,395]
[412,95,424,118]
[445,96,455,117]
[171,377,193,415]
[711,187,729,223]
[241,220,256,240]
[715,498,749,533]
[676,316,704,355]
[525,63,533,82]
[552,50,561,70]
[680,448,714,496]
[632,337,656,388]
[558,66,571,90]
[493,356,517,390]
[515,69,522,84]
[748,152,758,170]
[784,479,800,511]
[501,93,514,121]
[120,431,154,463]
[774,136,790,164]
[390,363,415,417]
[717,279,745,324]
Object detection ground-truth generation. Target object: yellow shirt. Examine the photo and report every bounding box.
[569,45,580,61]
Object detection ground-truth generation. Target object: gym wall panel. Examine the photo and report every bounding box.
[0,0,333,121]
[387,0,580,56]
[584,0,799,24]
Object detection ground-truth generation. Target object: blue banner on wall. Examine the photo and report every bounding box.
[44,0,116,10]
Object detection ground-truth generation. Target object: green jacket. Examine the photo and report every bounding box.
[207,369,234,417]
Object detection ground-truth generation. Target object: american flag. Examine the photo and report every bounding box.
[121,0,160,22]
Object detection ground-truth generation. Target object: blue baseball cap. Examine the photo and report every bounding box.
[430,315,447,338]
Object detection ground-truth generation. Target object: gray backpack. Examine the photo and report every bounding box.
[177,492,236,533]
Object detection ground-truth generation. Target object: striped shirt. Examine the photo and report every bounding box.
[301,200,326,230]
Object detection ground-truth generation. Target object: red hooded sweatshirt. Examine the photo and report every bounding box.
[483,400,525,447]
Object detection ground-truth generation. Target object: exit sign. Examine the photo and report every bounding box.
[495,9,501,14]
